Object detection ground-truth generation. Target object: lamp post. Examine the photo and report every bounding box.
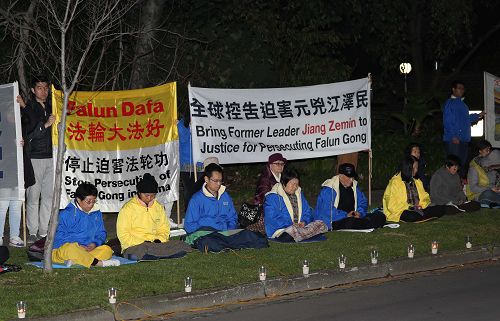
[399,62,412,108]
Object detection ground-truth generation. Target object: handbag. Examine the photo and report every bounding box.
[238,202,262,228]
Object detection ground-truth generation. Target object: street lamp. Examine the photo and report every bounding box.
[399,62,412,108]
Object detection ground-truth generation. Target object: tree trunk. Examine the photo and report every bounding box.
[15,1,37,97]
[128,0,164,89]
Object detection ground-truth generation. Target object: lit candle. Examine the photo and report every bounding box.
[371,249,378,265]
[259,265,267,281]
[465,236,472,249]
[108,287,117,304]
[431,241,439,255]
[408,244,415,258]
[302,260,309,277]
[184,276,192,293]
[338,254,346,269]
[16,301,26,319]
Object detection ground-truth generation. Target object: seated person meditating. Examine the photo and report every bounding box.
[184,163,268,251]
[383,156,446,222]
[430,155,480,213]
[264,168,327,242]
[52,183,119,267]
[117,173,192,260]
[466,140,500,207]
[314,163,386,230]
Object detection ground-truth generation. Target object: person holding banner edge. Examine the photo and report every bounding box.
[17,75,55,244]
[314,163,386,230]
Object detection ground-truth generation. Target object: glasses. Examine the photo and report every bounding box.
[83,198,98,205]
[271,162,285,166]
[209,178,224,184]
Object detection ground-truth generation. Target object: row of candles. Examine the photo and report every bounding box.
[14,237,474,318]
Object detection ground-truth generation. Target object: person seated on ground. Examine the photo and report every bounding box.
[406,143,429,191]
[117,173,192,260]
[244,153,288,235]
[466,140,500,207]
[383,156,446,223]
[264,168,327,242]
[52,183,119,267]
[430,155,480,214]
[184,163,268,251]
[314,163,386,230]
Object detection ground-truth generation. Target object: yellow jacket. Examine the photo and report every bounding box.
[117,197,170,252]
[466,159,490,201]
[383,173,430,222]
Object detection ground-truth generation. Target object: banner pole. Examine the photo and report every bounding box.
[22,201,27,247]
[368,149,372,206]
[176,199,181,225]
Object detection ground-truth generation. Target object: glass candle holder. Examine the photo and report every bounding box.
[431,241,439,255]
[108,288,117,304]
[371,249,378,265]
[259,265,267,281]
[408,244,415,258]
[16,301,26,319]
[338,254,346,269]
[184,276,192,293]
[465,236,472,249]
[302,260,309,277]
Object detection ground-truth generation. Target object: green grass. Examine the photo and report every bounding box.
[1,209,500,320]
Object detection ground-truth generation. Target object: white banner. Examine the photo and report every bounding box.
[484,72,500,148]
[0,82,25,201]
[188,78,371,164]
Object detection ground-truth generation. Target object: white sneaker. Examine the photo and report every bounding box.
[102,258,121,267]
[9,236,24,248]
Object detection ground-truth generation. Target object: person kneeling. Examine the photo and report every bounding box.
[52,183,119,268]
[117,173,192,260]
[264,169,327,242]
[185,163,268,252]
[314,163,386,230]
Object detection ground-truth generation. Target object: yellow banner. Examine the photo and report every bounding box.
[52,83,177,151]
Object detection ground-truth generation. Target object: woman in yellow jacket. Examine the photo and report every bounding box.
[383,156,446,222]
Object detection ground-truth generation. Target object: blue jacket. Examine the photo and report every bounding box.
[184,185,238,233]
[443,97,480,142]
[53,201,107,249]
[313,176,367,229]
[177,119,192,168]
[264,183,313,238]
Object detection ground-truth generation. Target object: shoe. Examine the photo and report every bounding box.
[102,258,121,267]
[9,236,24,248]
[27,235,38,244]
[65,260,74,268]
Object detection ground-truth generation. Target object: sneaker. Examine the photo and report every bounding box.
[9,236,24,248]
[27,234,38,244]
[102,259,121,267]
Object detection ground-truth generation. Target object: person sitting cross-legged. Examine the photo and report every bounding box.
[184,163,268,252]
[264,168,327,242]
[117,173,192,260]
[314,163,386,230]
[52,183,120,268]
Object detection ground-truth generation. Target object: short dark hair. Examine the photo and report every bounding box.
[204,163,223,178]
[445,154,461,168]
[281,168,300,186]
[75,182,98,201]
[400,156,417,182]
[31,75,49,88]
[476,140,492,151]
[405,142,421,156]
[451,80,464,89]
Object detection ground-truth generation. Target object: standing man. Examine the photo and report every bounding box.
[443,80,485,178]
[19,76,55,243]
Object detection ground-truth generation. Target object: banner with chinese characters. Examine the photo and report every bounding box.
[52,83,178,212]
[188,78,371,164]
[0,82,25,201]
[484,72,500,148]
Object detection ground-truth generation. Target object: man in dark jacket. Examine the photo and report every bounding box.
[18,76,55,243]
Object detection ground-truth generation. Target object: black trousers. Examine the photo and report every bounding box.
[443,201,481,215]
[332,211,387,230]
[400,205,446,222]
[0,246,9,265]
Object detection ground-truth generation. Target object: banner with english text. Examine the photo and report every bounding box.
[188,78,371,164]
[52,83,178,212]
[484,72,500,148]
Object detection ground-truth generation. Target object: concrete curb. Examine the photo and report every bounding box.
[22,246,499,321]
